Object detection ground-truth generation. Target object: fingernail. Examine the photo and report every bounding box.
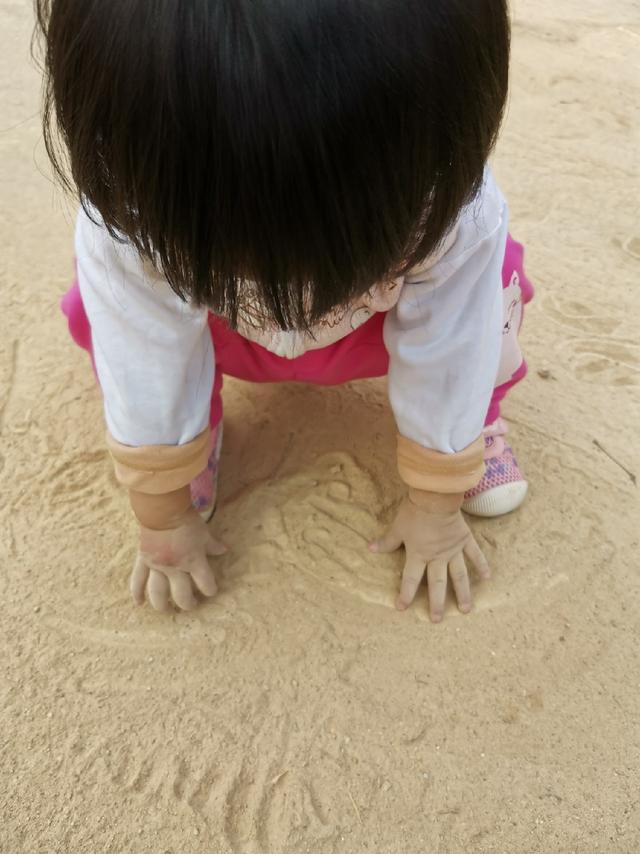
[369,542,379,553]
[431,613,443,624]
[395,597,407,611]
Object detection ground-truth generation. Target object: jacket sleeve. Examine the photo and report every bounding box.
[75,208,215,493]
[383,169,507,493]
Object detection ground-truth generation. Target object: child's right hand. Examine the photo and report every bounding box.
[130,509,226,611]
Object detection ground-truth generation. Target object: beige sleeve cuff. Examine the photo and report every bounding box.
[106,428,211,495]
[397,434,485,493]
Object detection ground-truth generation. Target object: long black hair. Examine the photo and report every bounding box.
[35,0,510,329]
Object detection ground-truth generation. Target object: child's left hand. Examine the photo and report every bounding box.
[369,489,490,622]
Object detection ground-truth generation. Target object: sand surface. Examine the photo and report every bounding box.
[1,1,639,851]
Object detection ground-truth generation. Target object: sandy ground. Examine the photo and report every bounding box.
[1,1,639,852]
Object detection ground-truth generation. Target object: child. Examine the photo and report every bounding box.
[37,0,533,621]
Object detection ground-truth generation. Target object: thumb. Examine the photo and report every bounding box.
[369,528,403,555]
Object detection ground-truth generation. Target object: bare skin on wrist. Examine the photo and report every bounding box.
[129,485,193,530]
[407,488,464,514]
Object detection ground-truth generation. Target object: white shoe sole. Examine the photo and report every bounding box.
[463,481,528,518]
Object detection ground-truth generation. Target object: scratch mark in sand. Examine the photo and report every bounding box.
[0,340,18,434]
[269,769,289,787]
[593,439,637,486]
[617,26,640,41]
[347,786,363,825]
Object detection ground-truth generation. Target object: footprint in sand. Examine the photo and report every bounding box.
[541,294,639,386]
[558,336,639,386]
[542,293,621,336]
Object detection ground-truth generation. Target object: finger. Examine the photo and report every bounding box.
[449,553,472,614]
[369,527,403,554]
[130,556,150,606]
[191,555,218,598]
[206,533,227,557]
[463,538,491,580]
[147,569,171,612]
[426,559,448,623]
[169,572,198,611]
[396,552,427,610]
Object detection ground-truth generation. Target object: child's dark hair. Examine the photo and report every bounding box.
[35,0,510,330]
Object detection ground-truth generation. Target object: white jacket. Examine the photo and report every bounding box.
[75,169,507,488]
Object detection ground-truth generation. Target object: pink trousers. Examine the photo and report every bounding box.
[63,236,533,431]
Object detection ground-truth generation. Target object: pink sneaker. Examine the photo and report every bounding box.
[463,418,528,517]
[190,423,223,522]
